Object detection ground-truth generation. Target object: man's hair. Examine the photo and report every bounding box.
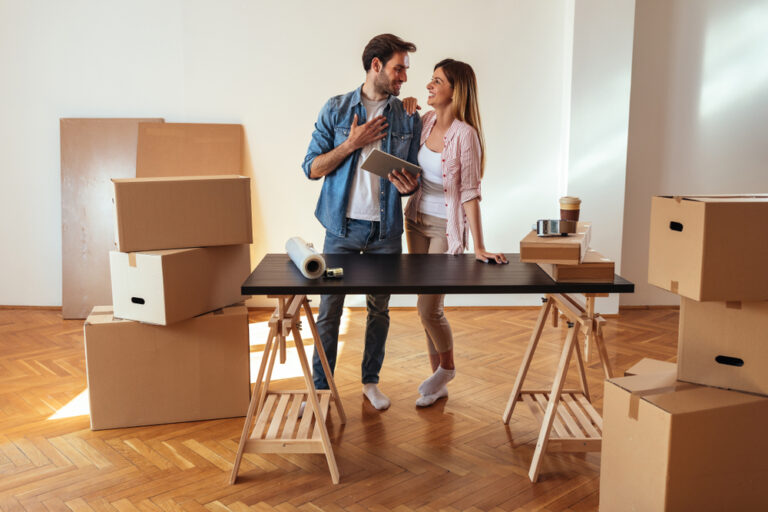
[362,34,416,72]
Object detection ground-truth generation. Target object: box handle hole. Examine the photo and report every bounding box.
[669,221,683,232]
[715,355,743,367]
[131,297,146,305]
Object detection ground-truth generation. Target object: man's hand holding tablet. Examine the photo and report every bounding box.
[361,148,421,194]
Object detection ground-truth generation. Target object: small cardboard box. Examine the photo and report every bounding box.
[678,297,768,396]
[648,195,768,301]
[110,244,250,325]
[519,222,591,265]
[136,123,243,178]
[113,175,252,252]
[624,357,677,377]
[84,305,251,430]
[600,373,768,511]
[537,249,614,282]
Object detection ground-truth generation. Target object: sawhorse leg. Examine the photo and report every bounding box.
[504,294,604,483]
[528,325,578,482]
[229,295,346,485]
[503,298,553,423]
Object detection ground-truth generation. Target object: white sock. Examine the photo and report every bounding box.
[363,383,391,410]
[418,366,456,396]
[415,386,449,407]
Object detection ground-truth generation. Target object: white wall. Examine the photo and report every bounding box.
[621,0,768,305]
[1,1,633,308]
[566,0,636,314]
[0,0,186,307]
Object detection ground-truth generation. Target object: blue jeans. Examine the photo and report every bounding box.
[313,218,402,389]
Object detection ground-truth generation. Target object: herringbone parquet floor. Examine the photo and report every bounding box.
[0,305,679,511]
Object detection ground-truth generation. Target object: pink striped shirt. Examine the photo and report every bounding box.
[404,110,482,255]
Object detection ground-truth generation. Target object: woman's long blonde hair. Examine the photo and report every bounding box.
[435,58,486,177]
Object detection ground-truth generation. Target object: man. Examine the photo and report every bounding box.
[302,34,421,410]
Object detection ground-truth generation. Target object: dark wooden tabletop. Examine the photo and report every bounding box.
[242,254,635,295]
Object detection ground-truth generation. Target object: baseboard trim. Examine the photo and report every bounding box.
[0,305,63,311]
[619,305,680,311]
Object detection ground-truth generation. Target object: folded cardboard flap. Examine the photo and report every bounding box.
[85,306,116,325]
[663,194,768,202]
[627,382,698,420]
[624,358,677,377]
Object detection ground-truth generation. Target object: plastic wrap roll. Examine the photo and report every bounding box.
[285,237,326,279]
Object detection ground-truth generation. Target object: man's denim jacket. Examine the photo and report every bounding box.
[302,85,422,240]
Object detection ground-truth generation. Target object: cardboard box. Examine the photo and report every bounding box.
[600,373,768,511]
[648,195,768,301]
[84,305,251,430]
[519,222,591,265]
[113,175,252,252]
[110,245,250,325]
[624,357,677,377]
[537,249,614,282]
[678,297,768,396]
[136,123,243,178]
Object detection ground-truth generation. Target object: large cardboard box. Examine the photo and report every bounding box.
[113,175,252,252]
[537,248,614,282]
[648,195,768,301]
[600,373,768,511]
[84,305,251,430]
[110,244,250,325]
[678,297,768,396]
[519,222,591,265]
[136,123,243,178]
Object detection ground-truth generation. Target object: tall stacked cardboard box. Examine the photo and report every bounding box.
[600,195,768,511]
[84,175,253,430]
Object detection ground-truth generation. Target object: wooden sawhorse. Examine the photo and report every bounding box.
[229,295,346,484]
[503,293,613,482]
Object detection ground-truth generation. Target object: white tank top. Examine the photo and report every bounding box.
[417,145,447,219]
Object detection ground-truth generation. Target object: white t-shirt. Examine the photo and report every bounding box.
[346,96,387,221]
[416,145,447,219]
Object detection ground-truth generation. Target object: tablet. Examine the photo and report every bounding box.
[360,148,422,179]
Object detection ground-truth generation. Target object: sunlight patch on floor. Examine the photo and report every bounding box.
[248,308,351,382]
[48,388,89,420]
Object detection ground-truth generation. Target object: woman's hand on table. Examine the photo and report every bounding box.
[475,249,508,264]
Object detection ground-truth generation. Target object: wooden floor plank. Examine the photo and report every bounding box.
[0,306,680,511]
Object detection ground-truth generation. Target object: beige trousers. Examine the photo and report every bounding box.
[405,213,454,354]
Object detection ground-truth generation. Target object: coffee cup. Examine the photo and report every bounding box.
[559,196,581,222]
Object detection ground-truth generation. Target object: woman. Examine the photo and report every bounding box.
[403,59,507,407]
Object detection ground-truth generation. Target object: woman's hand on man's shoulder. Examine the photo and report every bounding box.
[402,97,421,116]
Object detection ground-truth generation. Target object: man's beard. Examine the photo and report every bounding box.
[375,69,400,97]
